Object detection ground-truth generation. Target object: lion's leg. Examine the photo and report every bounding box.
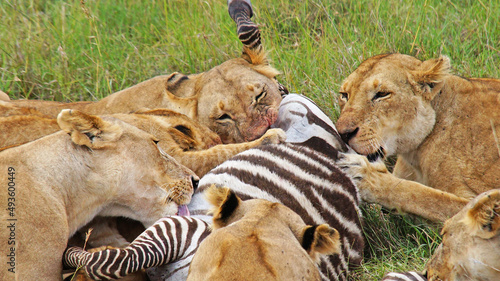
[169,128,286,177]
[392,157,419,181]
[337,153,469,222]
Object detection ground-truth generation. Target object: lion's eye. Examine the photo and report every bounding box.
[339,92,348,101]
[373,91,391,100]
[255,90,267,103]
[153,139,159,145]
[217,114,232,121]
[174,125,192,138]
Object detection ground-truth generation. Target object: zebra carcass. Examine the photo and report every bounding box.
[63,94,364,281]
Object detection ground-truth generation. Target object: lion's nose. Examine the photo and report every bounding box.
[340,127,359,144]
[191,175,199,192]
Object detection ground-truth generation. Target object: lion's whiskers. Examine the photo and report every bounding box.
[469,258,500,272]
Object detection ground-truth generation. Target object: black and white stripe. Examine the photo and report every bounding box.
[64,94,363,281]
[189,94,364,281]
[63,216,210,281]
[228,0,261,50]
[381,271,427,281]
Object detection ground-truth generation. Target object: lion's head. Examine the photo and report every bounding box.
[336,54,450,159]
[187,185,340,281]
[192,53,282,144]
[162,51,282,144]
[130,108,222,150]
[426,189,500,281]
[56,109,199,228]
[164,0,284,144]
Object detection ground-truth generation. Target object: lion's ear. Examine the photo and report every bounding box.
[57,109,123,149]
[409,56,450,100]
[462,190,500,239]
[205,185,241,229]
[165,72,196,97]
[301,224,340,263]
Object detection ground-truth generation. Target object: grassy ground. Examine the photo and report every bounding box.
[2,0,499,279]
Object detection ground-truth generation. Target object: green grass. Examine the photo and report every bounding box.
[1,0,499,279]
[351,205,442,280]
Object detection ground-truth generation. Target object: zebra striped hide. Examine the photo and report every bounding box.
[63,94,363,280]
[381,271,427,281]
[64,216,210,280]
[185,94,364,281]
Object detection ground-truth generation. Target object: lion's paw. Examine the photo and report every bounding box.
[336,153,370,185]
[336,152,390,203]
[260,128,287,145]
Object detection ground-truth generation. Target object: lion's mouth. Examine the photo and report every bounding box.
[366,147,385,162]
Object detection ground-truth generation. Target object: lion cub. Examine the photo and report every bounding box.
[187,185,340,281]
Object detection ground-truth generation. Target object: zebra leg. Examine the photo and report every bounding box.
[64,246,148,281]
[381,271,427,281]
[63,216,210,280]
[227,0,261,51]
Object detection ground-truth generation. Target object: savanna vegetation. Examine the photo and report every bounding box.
[1,0,499,279]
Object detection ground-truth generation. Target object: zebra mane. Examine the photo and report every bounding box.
[273,94,348,152]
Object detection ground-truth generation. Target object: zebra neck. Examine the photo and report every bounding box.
[283,121,346,153]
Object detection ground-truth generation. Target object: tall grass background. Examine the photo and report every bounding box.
[1,0,499,279]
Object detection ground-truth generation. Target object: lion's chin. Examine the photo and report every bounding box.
[349,140,386,161]
[366,147,385,162]
[244,109,278,141]
[247,125,270,141]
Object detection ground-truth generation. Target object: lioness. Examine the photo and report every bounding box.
[0,109,286,177]
[336,54,500,222]
[6,0,284,144]
[425,189,500,281]
[381,189,500,281]
[186,185,340,281]
[0,109,197,280]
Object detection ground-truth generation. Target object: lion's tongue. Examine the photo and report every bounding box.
[177,205,190,216]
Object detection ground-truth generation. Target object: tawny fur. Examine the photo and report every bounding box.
[0,100,51,117]
[187,186,340,281]
[0,108,285,252]
[336,54,500,222]
[0,115,59,148]
[0,109,286,177]
[0,109,196,280]
[426,189,500,281]
[0,90,10,101]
